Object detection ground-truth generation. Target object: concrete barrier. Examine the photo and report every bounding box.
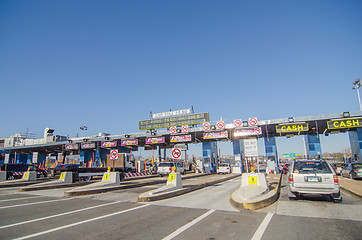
[230,173,282,211]
[59,172,73,183]
[22,171,37,181]
[101,172,120,186]
[0,172,7,181]
[149,172,182,195]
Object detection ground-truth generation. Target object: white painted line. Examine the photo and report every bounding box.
[0,198,74,210]
[0,196,42,203]
[0,200,123,230]
[13,204,150,240]
[251,213,274,240]
[162,209,215,240]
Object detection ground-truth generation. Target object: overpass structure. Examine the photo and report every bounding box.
[1,110,362,172]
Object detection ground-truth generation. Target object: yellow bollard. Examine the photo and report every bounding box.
[107,167,111,172]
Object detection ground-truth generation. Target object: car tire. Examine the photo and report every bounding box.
[333,197,342,203]
[160,174,163,177]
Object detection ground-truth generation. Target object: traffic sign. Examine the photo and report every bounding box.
[110,149,118,160]
[234,119,242,128]
[172,148,182,159]
[249,117,258,126]
[254,127,262,135]
[182,125,189,133]
[170,126,177,134]
[203,122,210,131]
[217,121,225,129]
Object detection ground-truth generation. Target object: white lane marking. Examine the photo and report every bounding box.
[0,198,74,210]
[0,196,42,203]
[0,200,123,230]
[251,213,274,240]
[13,204,150,240]
[162,209,215,240]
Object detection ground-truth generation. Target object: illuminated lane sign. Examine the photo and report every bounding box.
[203,131,228,139]
[121,139,138,146]
[81,142,96,149]
[170,135,192,143]
[146,137,165,144]
[276,123,309,133]
[65,144,79,150]
[101,141,117,148]
[139,112,209,130]
[327,118,362,129]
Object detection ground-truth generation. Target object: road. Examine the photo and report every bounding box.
[0,175,360,240]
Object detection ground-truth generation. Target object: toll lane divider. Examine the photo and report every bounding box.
[230,174,282,211]
[138,174,241,202]
[64,173,213,197]
[0,178,51,188]
[20,172,157,192]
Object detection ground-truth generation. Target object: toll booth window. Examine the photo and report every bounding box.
[295,162,332,173]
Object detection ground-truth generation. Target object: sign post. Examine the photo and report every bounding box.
[110,149,118,172]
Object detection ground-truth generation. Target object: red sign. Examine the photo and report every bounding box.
[110,150,118,160]
[234,119,242,128]
[217,121,225,129]
[249,118,258,126]
[172,148,182,159]
[203,122,210,131]
[254,127,262,134]
[182,125,189,133]
[170,126,177,134]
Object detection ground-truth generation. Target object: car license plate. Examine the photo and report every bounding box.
[307,176,319,182]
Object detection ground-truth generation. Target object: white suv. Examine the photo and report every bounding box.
[287,160,341,203]
[217,163,231,174]
[157,162,186,177]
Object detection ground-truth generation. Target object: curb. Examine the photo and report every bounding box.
[138,174,240,202]
[229,174,282,211]
[0,179,51,188]
[64,173,213,197]
[340,186,362,199]
[19,181,95,192]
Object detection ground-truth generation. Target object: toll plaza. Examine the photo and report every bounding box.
[1,109,362,172]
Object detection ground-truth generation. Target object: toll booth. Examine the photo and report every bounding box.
[233,139,244,172]
[348,128,362,162]
[202,141,218,172]
[304,134,322,160]
[264,136,279,169]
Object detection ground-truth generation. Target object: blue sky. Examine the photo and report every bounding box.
[1,0,361,157]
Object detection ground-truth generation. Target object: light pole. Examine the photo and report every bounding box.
[352,79,362,111]
[80,125,87,137]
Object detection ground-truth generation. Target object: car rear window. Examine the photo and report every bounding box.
[295,161,332,173]
[159,163,173,167]
[333,163,344,167]
[353,164,362,169]
[220,164,229,167]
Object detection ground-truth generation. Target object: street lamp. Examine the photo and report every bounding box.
[80,125,87,137]
[352,79,362,111]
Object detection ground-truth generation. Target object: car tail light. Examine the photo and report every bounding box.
[354,169,359,172]
[334,175,338,183]
[217,167,219,170]
[334,167,337,170]
[289,174,293,182]
[227,168,230,170]
[169,168,172,171]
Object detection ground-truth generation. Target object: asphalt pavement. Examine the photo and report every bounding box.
[0,173,360,240]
